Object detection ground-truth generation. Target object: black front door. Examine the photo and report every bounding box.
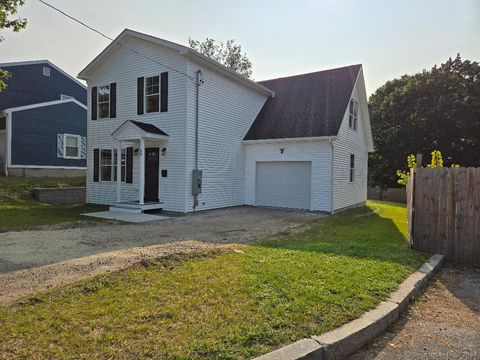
[144,148,159,203]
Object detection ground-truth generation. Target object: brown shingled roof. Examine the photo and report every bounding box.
[244,64,361,140]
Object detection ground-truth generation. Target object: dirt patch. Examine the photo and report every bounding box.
[350,266,480,360]
[0,206,322,304]
[0,241,243,306]
[0,206,321,274]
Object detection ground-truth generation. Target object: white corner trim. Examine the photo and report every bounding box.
[0,60,86,89]
[4,98,87,113]
[8,165,86,170]
[5,111,12,172]
[242,136,336,145]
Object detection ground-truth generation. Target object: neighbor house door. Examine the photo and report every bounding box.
[144,148,159,202]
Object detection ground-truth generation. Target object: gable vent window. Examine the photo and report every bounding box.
[348,98,358,130]
[98,85,111,118]
[350,154,355,182]
[145,75,160,113]
[43,67,51,77]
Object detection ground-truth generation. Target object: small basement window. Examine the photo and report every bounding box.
[145,75,160,113]
[64,134,81,159]
[43,66,51,77]
[350,154,355,182]
[98,85,110,118]
[348,98,358,130]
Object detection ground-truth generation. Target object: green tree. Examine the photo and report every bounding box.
[188,37,253,78]
[0,0,27,91]
[369,55,480,188]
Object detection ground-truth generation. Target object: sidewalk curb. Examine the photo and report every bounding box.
[253,254,444,360]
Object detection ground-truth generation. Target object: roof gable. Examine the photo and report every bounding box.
[78,29,273,96]
[244,65,362,140]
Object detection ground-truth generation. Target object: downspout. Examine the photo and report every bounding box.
[330,137,334,214]
[193,70,203,211]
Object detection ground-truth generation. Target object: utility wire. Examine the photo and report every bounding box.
[37,0,196,81]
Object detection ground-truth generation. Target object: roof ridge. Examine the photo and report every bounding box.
[257,64,362,84]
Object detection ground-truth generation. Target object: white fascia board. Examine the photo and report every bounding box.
[0,60,86,89]
[5,98,87,113]
[242,136,337,145]
[185,52,274,97]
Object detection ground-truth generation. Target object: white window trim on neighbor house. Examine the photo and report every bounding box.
[98,84,111,119]
[63,133,81,159]
[145,75,160,113]
[348,98,358,130]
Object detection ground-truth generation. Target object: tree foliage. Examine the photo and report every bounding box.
[369,55,480,188]
[0,0,27,91]
[396,150,460,186]
[188,37,253,79]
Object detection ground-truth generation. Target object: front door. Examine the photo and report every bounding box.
[144,148,159,203]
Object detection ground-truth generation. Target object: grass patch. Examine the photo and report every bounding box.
[0,176,85,202]
[0,176,106,229]
[0,201,427,359]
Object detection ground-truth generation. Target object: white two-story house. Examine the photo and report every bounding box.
[78,29,373,214]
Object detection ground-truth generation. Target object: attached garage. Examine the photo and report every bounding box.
[255,161,312,210]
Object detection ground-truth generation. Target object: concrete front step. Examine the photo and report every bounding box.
[109,202,164,214]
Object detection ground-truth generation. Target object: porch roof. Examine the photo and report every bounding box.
[111,120,169,141]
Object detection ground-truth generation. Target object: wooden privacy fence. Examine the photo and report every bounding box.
[407,167,480,267]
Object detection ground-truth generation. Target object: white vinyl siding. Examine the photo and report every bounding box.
[85,37,188,211]
[184,60,268,212]
[244,140,332,212]
[332,74,368,211]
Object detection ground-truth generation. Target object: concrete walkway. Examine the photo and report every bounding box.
[83,210,170,223]
[350,267,480,360]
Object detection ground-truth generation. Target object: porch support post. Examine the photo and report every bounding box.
[139,137,145,204]
[116,140,122,203]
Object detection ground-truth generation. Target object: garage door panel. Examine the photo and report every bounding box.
[255,161,311,210]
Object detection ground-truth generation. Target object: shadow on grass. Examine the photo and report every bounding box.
[256,204,427,269]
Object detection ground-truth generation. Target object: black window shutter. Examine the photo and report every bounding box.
[91,86,98,120]
[93,149,99,182]
[161,72,168,112]
[137,77,144,115]
[126,147,133,183]
[110,83,116,118]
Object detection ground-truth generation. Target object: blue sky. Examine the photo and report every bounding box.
[1,0,479,95]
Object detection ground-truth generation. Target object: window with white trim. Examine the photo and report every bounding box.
[350,154,355,182]
[64,134,81,159]
[100,149,113,181]
[98,85,110,118]
[145,76,160,113]
[348,98,358,130]
[113,149,127,182]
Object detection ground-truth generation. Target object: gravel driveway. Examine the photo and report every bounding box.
[350,267,480,360]
[0,206,320,274]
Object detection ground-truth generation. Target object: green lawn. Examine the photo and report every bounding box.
[0,201,427,359]
[0,176,106,229]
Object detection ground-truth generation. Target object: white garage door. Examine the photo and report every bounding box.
[255,161,311,210]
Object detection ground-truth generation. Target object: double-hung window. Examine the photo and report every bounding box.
[348,98,358,130]
[64,134,81,159]
[100,149,113,181]
[98,85,110,118]
[145,76,160,113]
[350,154,355,182]
[113,149,127,182]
